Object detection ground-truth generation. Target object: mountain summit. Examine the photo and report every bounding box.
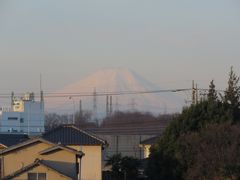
[46,68,184,117]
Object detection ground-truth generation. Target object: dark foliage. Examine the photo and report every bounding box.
[45,110,97,132]
[106,153,140,180]
[179,123,240,180]
[147,67,240,180]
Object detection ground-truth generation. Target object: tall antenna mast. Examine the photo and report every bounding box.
[40,74,44,102]
[115,97,119,112]
[40,73,42,92]
[106,95,109,117]
[79,99,82,116]
[109,95,113,116]
[93,88,97,119]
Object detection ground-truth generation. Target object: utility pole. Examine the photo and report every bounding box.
[196,83,198,104]
[11,91,14,109]
[192,80,199,105]
[192,80,196,105]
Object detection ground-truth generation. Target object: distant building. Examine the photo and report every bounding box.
[0,92,45,134]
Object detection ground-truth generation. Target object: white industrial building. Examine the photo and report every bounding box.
[0,92,45,135]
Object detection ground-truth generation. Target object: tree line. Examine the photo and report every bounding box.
[147,67,240,180]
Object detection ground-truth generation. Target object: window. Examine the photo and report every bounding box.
[38,173,46,180]
[28,173,46,180]
[20,118,24,123]
[28,173,37,180]
[8,117,18,120]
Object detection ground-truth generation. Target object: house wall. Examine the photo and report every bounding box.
[2,142,51,177]
[13,164,70,180]
[69,145,102,180]
[1,142,79,179]
[40,150,77,178]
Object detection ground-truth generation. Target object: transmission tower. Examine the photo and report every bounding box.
[93,88,97,119]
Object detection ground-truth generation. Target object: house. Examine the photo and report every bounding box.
[0,137,84,180]
[139,136,159,158]
[42,124,107,180]
[0,134,29,150]
[0,125,107,180]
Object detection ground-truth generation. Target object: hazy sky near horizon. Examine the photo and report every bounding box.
[0,0,240,93]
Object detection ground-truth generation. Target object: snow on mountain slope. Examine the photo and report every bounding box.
[45,68,185,117]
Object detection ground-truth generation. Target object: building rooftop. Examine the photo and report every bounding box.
[0,134,29,147]
[42,124,107,146]
[140,136,159,145]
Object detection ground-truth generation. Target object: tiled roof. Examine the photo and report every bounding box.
[0,134,29,147]
[42,125,107,146]
[39,144,84,157]
[2,159,73,180]
[140,136,159,145]
[0,138,58,155]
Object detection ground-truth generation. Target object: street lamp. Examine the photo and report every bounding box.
[69,96,76,124]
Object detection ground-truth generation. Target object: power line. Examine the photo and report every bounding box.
[0,87,226,104]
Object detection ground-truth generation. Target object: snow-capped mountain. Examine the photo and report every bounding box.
[45,68,184,117]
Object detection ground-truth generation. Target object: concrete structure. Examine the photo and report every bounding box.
[0,92,45,134]
[99,134,155,160]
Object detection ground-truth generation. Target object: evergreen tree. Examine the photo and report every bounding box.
[208,80,218,102]
[223,66,240,121]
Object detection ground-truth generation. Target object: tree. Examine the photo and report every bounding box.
[208,80,218,102]
[74,110,97,128]
[223,66,240,121]
[45,113,69,131]
[106,153,140,180]
[178,123,240,180]
[146,78,235,179]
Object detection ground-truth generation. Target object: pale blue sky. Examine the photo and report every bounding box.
[0,0,240,93]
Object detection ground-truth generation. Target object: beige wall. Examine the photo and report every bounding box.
[1,141,103,180]
[13,164,70,180]
[41,150,76,164]
[1,142,78,179]
[2,142,51,177]
[69,145,102,180]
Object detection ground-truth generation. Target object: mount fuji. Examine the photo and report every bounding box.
[45,68,185,117]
